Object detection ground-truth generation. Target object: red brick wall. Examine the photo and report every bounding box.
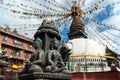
[0,34,3,41]
[71,71,120,80]
[0,26,34,60]
[22,42,27,49]
[7,37,13,44]
[4,47,11,56]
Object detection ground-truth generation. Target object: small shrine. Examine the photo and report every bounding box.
[18,19,70,80]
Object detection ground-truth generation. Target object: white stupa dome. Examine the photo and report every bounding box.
[66,38,106,55]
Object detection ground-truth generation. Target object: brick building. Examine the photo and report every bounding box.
[0,26,34,79]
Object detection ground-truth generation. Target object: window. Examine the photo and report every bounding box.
[79,59,81,62]
[86,59,88,62]
[27,43,30,49]
[14,39,23,45]
[3,35,8,41]
[98,59,100,62]
[10,49,17,57]
[11,49,21,57]
[2,46,5,50]
[27,43,32,49]
[25,53,30,59]
[16,51,20,56]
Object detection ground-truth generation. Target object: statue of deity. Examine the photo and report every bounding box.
[45,38,70,74]
[29,38,45,73]
[20,38,45,74]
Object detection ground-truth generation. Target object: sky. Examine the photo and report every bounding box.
[0,0,120,54]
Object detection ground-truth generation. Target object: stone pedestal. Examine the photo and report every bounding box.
[19,72,71,80]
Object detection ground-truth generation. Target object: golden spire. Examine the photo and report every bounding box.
[70,1,84,33]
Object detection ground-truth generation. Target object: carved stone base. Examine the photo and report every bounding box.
[18,72,71,80]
